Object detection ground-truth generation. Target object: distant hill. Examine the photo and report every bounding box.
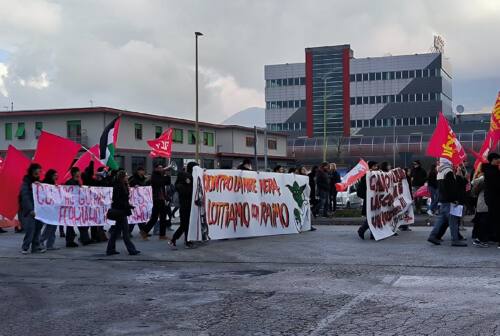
[222,107,265,128]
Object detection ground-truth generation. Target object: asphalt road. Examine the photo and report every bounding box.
[0,225,499,336]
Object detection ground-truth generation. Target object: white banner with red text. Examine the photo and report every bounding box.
[366,168,415,240]
[187,167,311,241]
[33,183,153,226]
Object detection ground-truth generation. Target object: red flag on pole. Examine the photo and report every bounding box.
[474,92,500,170]
[32,131,81,181]
[0,145,31,219]
[0,155,4,172]
[335,159,369,191]
[147,128,174,158]
[426,113,466,165]
[62,144,105,181]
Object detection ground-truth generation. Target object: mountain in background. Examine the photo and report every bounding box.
[222,107,265,128]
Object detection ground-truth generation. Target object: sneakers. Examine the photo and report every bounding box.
[426,210,434,216]
[184,242,195,249]
[357,228,365,240]
[129,250,141,256]
[451,240,467,247]
[427,237,441,245]
[473,241,489,248]
[167,240,177,250]
[21,249,29,254]
[47,246,60,251]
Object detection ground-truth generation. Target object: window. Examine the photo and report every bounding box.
[173,128,183,143]
[382,95,388,103]
[67,120,81,140]
[277,79,282,86]
[277,101,282,108]
[295,100,300,108]
[288,100,294,108]
[403,118,409,126]
[188,130,197,145]
[409,118,416,126]
[396,71,402,79]
[15,122,25,140]
[155,126,163,138]
[363,120,369,127]
[403,94,409,102]
[409,94,415,102]
[268,139,277,150]
[363,97,368,104]
[35,122,43,138]
[288,78,294,86]
[266,80,270,88]
[270,79,276,87]
[416,117,423,125]
[350,97,356,105]
[300,100,306,107]
[423,93,429,102]
[390,95,396,103]
[369,73,375,81]
[422,69,429,78]
[350,74,355,82]
[362,73,368,81]
[429,93,436,101]
[356,97,362,105]
[5,123,12,140]
[415,93,422,102]
[356,120,362,128]
[131,156,146,172]
[396,95,402,103]
[389,71,395,80]
[369,119,375,127]
[246,136,255,147]
[203,132,214,146]
[283,101,288,108]
[356,74,362,82]
[409,70,415,78]
[375,72,381,80]
[134,123,143,140]
[300,77,305,85]
[293,78,299,85]
[382,72,388,80]
[376,119,382,127]
[370,96,375,104]
[402,70,409,79]
[266,102,270,109]
[416,69,422,78]
[376,96,382,104]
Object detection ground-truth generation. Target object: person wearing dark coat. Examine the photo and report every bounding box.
[410,160,427,214]
[329,163,341,213]
[308,166,318,217]
[483,152,500,245]
[169,161,198,249]
[427,164,439,215]
[357,161,379,240]
[39,169,60,250]
[64,167,83,247]
[20,163,45,254]
[316,162,330,217]
[140,164,172,240]
[237,158,253,171]
[106,170,140,256]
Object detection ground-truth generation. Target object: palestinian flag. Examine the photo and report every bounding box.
[99,116,121,170]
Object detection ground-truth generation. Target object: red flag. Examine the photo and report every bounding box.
[0,145,31,219]
[474,92,500,170]
[0,155,3,172]
[147,128,174,158]
[62,145,105,181]
[427,113,466,165]
[335,159,369,191]
[33,131,81,181]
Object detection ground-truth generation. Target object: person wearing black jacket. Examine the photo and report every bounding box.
[81,161,108,243]
[140,164,172,240]
[357,161,378,240]
[169,161,198,249]
[427,163,439,215]
[483,152,500,246]
[128,166,149,235]
[329,163,341,213]
[106,170,140,256]
[410,160,427,214]
[65,167,83,247]
[316,162,330,217]
[20,163,45,254]
[427,159,466,246]
[308,166,318,217]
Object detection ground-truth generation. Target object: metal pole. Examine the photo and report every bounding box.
[323,78,327,162]
[253,126,258,171]
[264,127,268,171]
[393,117,396,167]
[195,32,203,163]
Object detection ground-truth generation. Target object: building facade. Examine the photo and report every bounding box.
[265,44,453,138]
[0,107,290,173]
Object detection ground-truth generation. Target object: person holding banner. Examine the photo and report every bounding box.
[106,170,140,256]
[20,163,46,254]
[356,161,379,240]
[169,161,198,249]
[427,158,467,246]
[128,166,149,235]
[64,167,83,248]
[39,169,60,250]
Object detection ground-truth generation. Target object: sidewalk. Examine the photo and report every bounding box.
[312,214,474,227]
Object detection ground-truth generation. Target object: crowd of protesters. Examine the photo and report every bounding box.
[5,152,500,254]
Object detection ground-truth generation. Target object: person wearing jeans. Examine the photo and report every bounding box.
[427,164,439,215]
[427,158,466,246]
[40,169,60,250]
[316,162,330,217]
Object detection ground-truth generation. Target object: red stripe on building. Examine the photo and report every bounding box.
[305,50,313,138]
[342,48,351,136]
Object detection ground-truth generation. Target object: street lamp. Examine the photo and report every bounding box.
[321,71,335,162]
[195,31,203,163]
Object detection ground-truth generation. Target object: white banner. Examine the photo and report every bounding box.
[366,168,414,240]
[33,183,153,226]
[188,167,311,241]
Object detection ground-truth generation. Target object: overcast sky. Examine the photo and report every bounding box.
[0,0,499,123]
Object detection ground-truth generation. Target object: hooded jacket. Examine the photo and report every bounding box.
[437,159,458,203]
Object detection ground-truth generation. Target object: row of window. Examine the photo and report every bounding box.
[350,116,438,128]
[4,122,43,140]
[350,92,441,106]
[133,123,214,146]
[265,77,306,88]
[267,122,307,132]
[266,99,306,110]
[244,137,278,150]
[349,68,441,83]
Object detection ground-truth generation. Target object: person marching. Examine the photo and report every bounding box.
[128,166,149,235]
[39,169,60,250]
[357,161,379,240]
[64,167,83,247]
